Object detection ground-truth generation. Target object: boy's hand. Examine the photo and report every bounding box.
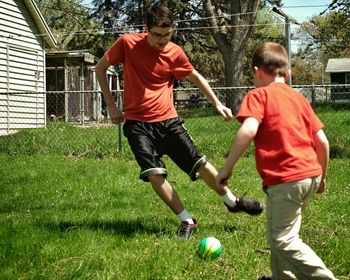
[317,179,326,194]
[216,169,232,188]
[216,104,233,121]
[108,104,124,125]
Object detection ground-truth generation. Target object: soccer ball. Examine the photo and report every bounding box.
[197,237,222,260]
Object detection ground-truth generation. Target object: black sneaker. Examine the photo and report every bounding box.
[176,219,198,240]
[225,196,264,215]
[258,276,272,280]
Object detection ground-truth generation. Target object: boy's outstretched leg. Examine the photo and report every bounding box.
[198,162,264,215]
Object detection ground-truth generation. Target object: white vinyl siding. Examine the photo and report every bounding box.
[0,0,47,135]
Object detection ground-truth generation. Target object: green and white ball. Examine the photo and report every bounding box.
[197,237,223,260]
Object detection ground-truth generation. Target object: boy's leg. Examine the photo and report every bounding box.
[198,161,231,195]
[266,177,336,280]
[266,186,297,279]
[148,174,197,240]
[198,161,264,215]
[148,174,184,215]
[123,120,196,239]
[165,117,263,215]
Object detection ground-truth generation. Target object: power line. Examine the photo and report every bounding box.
[0,3,339,40]
[38,3,331,23]
[78,1,329,10]
[282,5,329,9]
[1,21,288,39]
[2,25,345,44]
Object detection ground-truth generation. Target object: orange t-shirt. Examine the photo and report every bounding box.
[237,82,324,186]
[104,33,193,122]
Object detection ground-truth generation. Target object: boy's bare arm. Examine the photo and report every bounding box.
[96,56,124,124]
[187,69,232,121]
[313,129,329,193]
[216,117,259,187]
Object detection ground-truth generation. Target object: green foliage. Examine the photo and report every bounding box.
[291,56,329,85]
[36,0,106,55]
[244,7,285,85]
[182,34,225,86]
[296,10,350,81]
[311,11,350,58]
[328,0,350,16]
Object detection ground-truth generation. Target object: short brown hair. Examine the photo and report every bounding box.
[252,42,289,77]
[145,4,173,29]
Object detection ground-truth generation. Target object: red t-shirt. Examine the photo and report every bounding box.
[237,82,324,186]
[104,33,193,122]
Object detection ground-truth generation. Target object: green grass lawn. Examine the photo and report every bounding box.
[1,107,349,279]
[1,154,349,279]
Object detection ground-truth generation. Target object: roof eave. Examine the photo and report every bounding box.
[23,0,57,48]
[325,70,350,73]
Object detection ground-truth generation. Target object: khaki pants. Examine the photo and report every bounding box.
[265,176,337,280]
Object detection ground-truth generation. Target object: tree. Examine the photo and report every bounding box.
[36,0,104,54]
[88,0,284,108]
[327,0,350,14]
[295,10,350,86]
[201,0,259,109]
[244,7,285,85]
[284,0,349,85]
[301,11,350,58]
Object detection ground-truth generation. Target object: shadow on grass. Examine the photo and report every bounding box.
[39,218,174,238]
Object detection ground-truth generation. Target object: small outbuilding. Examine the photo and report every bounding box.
[325,58,350,101]
[45,50,119,124]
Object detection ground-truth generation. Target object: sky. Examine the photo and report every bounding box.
[278,0,331,22]
[274,0,332,51]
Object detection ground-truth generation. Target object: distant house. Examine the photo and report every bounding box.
[0,0,56,135]
[325,58,350,101]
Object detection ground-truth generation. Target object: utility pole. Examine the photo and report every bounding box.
[272,7,300,86]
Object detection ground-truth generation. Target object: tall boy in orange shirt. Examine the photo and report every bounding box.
[217,42,336,279]
[96,4,264,240]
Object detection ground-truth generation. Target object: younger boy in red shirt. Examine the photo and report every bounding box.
[216,42,336,279]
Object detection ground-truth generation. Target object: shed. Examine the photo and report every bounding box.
[325,58,350,101]
[45,50,118,124]
[0,0,57,135]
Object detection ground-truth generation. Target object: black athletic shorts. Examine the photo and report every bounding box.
[123,117,207,182]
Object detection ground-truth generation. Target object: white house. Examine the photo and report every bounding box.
[0,0,56,135]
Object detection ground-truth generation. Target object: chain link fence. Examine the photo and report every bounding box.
[1,84,349,158]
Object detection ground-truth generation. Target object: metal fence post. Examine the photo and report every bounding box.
[117,92,122,152]
[80,62,85,126]
[311,84,316,109]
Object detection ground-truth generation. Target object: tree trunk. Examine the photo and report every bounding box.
[202,0,259,111]
[224,47,246,112]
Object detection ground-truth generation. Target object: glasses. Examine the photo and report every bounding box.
[149,30,173,40]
